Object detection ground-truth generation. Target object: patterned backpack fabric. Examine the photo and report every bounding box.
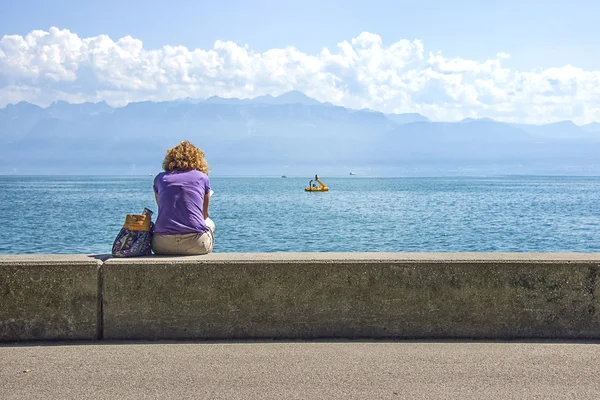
[111,212,154,257]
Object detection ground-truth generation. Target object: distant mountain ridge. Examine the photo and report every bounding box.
[198,90,325,107]
[582,122,600,133]
[1,91,599,175]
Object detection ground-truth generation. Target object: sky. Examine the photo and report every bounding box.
[1,0,599,124]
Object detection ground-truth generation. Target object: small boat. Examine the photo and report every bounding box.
[305,174,329,192]
[281,175,287,178]
[349,172,356,175]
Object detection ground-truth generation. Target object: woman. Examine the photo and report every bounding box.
[152,141,215,255]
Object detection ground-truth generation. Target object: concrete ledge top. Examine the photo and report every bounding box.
[105,252,600,265]
[102,252,600,264]
[0,254,103,266]
[1,253,600,265]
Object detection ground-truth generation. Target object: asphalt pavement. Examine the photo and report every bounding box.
[2,341,600,399]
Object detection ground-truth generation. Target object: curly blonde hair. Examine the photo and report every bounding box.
[162,141,209,174]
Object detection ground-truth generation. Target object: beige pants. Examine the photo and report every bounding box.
[152,218,215,256]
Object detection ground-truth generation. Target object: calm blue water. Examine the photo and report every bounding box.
[0,175,599,254]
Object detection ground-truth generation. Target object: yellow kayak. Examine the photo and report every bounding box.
[305,186,329,192]
[305,175,329,192]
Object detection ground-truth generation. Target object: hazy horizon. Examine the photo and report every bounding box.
[2,93,599,127]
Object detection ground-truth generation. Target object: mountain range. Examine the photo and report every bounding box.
[1,91,599,175]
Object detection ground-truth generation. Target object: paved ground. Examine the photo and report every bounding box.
[1,341,600,399]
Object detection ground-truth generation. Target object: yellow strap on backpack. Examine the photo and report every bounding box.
[122,214,152,231]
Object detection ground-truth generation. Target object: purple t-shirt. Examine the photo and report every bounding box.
[153,170,211,235]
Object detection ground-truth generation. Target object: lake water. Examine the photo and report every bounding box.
[0,175,599,254]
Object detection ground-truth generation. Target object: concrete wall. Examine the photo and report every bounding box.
[0,255,101,341]
[2,253,600,341]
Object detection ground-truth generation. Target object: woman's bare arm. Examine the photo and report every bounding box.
[203,193,210,220]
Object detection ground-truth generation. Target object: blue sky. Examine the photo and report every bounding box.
[1,0,599,123]
[3,0,598,70]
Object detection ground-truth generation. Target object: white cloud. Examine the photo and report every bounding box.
[1,27,600,124]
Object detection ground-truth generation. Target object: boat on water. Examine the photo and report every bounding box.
[305,174,329,192]
[349,172,356,175]
[281,175,287,178]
